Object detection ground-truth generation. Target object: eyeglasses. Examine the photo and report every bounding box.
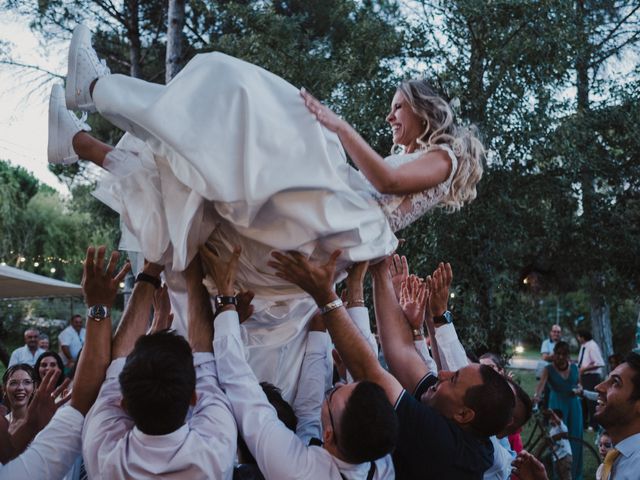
[7,379,34,388]
[600,442,613,448]
[325,385,343,451]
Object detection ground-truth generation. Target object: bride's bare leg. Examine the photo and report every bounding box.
[72,132,113,168]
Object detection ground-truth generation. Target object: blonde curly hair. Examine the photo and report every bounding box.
[396,79,484,211]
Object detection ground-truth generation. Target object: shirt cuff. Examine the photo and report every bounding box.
[214,310,241,338]
[105,357,127,379]
[193,351,215,369]
[307,331,330,353]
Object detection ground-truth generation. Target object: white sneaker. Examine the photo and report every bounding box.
[65,24,110,112]
[48,84,91,165]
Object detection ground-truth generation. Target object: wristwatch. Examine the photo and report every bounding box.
[214,295,237,314]
[87,304,110,321]
[433,310,453,326]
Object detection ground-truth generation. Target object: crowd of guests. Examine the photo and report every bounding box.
[1,245,639,479]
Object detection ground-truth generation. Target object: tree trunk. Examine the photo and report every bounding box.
[0,339,9,368]
[166,0,186,83]
[575,0,614,360]
[591,294,613,367]
[126,0,142,78]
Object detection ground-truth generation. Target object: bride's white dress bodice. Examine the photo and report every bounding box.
[360,145,458,232]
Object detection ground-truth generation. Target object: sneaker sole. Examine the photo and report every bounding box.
[65,24,91,111]
[48,86,78,165]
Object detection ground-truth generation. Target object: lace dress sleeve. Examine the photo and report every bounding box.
[384,144,458,232]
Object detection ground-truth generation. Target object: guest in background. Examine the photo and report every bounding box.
[8,329,45,367]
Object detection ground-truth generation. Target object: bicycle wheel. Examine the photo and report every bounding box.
[535,436,601,479]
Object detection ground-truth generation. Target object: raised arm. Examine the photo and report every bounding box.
[73,246,130,413]
[269,250,403,404]
[184,255,214,353]
[369,256,431,393]
[111,261,162,359]
[300,89,450,195]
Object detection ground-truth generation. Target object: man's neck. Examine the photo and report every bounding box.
[28,345,37,353]
[609,423,640,446]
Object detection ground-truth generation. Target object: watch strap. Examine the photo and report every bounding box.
[433,310,453,325]
[215,295,237,314]
[135,272,161,289]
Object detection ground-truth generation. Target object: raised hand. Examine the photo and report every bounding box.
[389,254,409,299]
[26,368,71,431]
[82,245,130,308]
[511,450,549,480]
[400,275,427,330]
[268,250,341,305]
[300,88,347,133]
[199,244,241,297]
[425,262,452,317]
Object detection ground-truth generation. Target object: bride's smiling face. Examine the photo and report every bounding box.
[386,90,424,153]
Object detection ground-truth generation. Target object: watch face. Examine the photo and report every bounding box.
[89,305,108,320]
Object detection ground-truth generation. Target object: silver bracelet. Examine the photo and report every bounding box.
[320,298,344,315]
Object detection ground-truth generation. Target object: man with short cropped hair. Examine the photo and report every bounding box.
[593,352,640,479]
[8,329,44,367]
[82,258,237,479]
[371,258,516,479]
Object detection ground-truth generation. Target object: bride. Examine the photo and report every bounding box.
[48,25,484,399]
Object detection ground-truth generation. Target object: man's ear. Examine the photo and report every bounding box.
[190,389,198,407]
[453,406,475,425]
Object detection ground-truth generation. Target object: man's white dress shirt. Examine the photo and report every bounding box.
[214,310,395,480]
[0,406,83,479]
[82,353,237,479]
[577,339,605,376]
[8,345,45,367]
[58,326,86,365]
[610,432,640,479]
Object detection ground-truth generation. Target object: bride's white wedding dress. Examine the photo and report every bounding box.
[91,52,458,400]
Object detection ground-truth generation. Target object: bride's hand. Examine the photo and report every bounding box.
[300,88,347,133]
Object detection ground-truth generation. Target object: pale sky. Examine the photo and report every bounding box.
[0,15,69,194]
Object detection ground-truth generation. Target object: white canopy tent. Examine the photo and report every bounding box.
[0,264,82,299]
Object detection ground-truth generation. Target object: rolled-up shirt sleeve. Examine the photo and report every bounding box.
[434,323,469,371]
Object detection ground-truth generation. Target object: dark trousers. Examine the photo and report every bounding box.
[581,372,601,429]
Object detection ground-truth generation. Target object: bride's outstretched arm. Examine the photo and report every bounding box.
[300,89,451,195]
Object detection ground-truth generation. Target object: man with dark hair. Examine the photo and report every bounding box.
[371,257,515,479]
[593,352,640,479]
[577,329,605,430]
[415,261,532,480]
[204,245,397,479]
[82,257,237,479]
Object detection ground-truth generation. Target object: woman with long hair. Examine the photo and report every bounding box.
[47,25,484,399]
[2,364,36,434]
